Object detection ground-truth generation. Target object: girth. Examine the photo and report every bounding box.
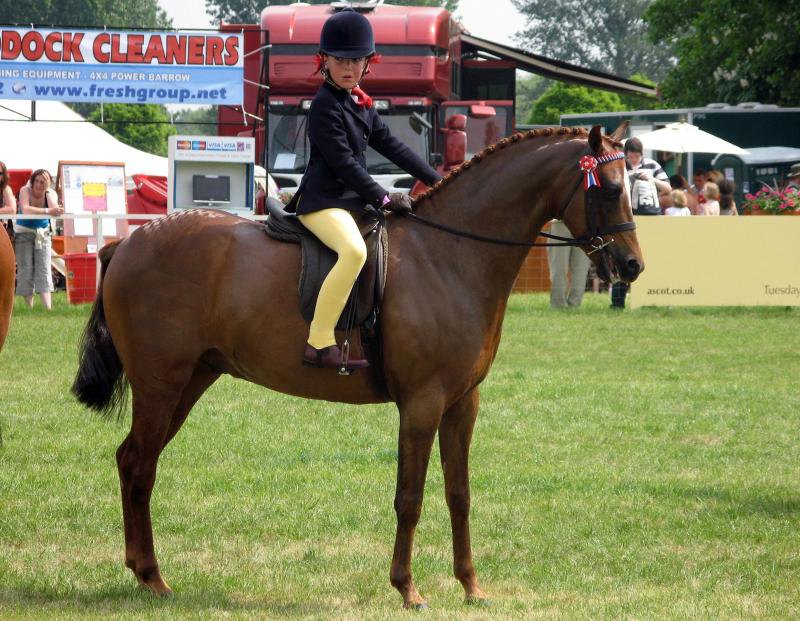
[264,198,388,331]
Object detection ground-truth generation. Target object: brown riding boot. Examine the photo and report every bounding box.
[302,343,369,371]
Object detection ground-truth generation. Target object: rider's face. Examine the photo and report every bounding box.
[324,54,368,90]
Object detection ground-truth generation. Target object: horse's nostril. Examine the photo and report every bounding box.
[626,258,641,275]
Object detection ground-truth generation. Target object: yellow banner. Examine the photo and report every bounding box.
[629,216,800,307]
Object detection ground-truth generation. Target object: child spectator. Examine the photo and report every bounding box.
[665,190,691,216]
[701,182,721,215]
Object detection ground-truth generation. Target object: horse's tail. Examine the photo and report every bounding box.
[71,240,128,419]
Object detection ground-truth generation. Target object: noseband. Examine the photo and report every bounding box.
[403,149,636,252]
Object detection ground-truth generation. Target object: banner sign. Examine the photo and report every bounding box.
[0,27,243,105]
[629,216,800,307]
[170,135,255,163]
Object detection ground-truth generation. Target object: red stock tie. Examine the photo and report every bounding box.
[351,86,373,109]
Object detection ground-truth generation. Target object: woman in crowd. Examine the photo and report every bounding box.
[701,182,721,216]
[15,169,63,309]
[668,174,699,214]
[0,161,17,238]
[718,179,738,215]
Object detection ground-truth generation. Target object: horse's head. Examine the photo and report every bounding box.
[559,122,644,284]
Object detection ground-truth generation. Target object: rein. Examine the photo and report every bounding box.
[405,149,635,254]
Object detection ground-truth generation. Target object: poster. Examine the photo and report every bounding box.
[59,162,127,236]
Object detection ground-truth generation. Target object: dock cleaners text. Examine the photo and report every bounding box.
[0,27,243,105]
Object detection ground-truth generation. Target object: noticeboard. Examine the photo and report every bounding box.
[57,161,128,238]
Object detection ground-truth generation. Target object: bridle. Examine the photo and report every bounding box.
[403,148,636,255]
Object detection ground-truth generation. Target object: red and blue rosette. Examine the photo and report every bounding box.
[579,155,600,190]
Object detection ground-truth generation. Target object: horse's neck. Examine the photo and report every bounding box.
[408,137,583,300]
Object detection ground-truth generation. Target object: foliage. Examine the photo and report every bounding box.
[2,294,800,618]
[515,75,552,125]
[618,73,664,111]
[87,104,176,156]
[527,82,629,125]
[742,185,800,214]
[512,0,674,81]
[172,106,219,135]
[0,0,171,28]
[206,0,459,26]
[645,0,800,107]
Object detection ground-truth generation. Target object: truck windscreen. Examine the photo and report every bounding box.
[267,110,430,175]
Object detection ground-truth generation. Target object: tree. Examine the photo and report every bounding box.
[172,106,219,135]
[88,104,176,157]
[511,0,674,81]
[515,75,551,125]
[645,0,800,107]
[527,82,629,125]
[206,0,459,26]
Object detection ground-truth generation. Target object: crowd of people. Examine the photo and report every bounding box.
[0,164,63,310]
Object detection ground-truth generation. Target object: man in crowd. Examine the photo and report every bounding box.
[611,137,669,309]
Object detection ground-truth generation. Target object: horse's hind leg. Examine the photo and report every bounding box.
[117,363,219,596]
[390,391,444,609]
[438,388,488,604]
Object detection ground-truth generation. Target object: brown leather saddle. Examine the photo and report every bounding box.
[264,198,388,332]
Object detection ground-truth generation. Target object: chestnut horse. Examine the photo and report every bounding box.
[73,125,643,608]
[0,225,14,351]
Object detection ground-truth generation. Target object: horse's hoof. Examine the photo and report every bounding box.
[412,602,429,611]
[465,595,491,607]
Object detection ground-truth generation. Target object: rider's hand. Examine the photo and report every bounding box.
[384,193,413,213]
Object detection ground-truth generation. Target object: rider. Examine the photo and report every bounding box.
[289,8,442,371]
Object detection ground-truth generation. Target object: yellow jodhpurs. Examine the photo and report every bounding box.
[298,208,367,349]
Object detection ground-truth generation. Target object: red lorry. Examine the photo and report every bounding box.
[218,1,515,196]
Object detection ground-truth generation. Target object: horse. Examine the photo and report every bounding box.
[0,224,14,352]
[72,124,643,609]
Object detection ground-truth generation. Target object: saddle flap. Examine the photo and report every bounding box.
[263,198,387,332]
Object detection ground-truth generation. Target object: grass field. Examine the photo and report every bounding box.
[1,292,799,620]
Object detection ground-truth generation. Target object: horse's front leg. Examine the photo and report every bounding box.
[390,391,444,609]
[438,388,488,604]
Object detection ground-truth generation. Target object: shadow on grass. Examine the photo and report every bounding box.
[0,583,331,617]
[636,481,800,518]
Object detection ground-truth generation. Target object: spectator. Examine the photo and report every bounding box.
[15,169,63,310]
[785,163,800,190]
[718,179,738,216]
[546,219,590,308]
[665,190,691,216]
[701,182,721,215]
[707,169,724,186]
[669,174,699,214]
[0,161,16,239]
[690,168,708,206]
[611,137,669,309]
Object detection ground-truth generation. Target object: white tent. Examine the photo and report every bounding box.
[0,99,168,176]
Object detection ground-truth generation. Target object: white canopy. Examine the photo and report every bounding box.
[634,122,749,155]
[0,99,168,176]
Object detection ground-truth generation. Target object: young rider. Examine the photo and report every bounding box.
[289,8,442,371]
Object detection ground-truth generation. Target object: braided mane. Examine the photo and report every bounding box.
[414,126,589,202]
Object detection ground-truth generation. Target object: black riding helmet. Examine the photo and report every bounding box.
[319,8,376,58]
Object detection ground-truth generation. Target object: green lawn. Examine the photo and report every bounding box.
[1,293,799,620]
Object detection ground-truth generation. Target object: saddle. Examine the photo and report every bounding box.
[264,198,388,332]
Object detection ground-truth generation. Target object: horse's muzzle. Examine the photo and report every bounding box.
[618,254,643,283]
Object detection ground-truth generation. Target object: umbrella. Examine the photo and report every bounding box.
[633,122,749,155]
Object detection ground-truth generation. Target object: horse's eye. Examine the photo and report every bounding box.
[602,184,622,199]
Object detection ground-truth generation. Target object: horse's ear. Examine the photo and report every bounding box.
[588,125,603,154]
[609,120,630,144]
